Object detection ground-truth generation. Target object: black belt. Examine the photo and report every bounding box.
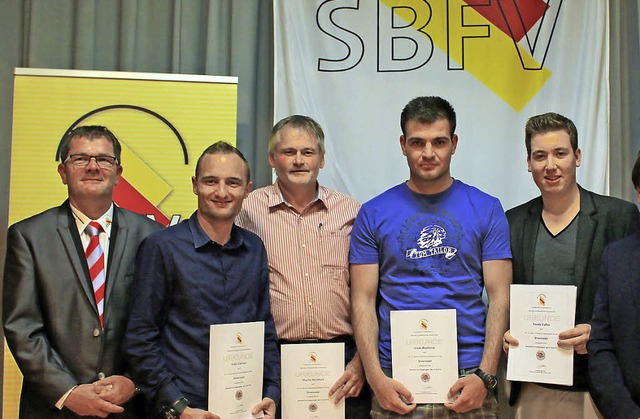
[278,334,354,345]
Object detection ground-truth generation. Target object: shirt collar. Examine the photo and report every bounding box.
[268,181,329,210]
[188,211,247,250]
[70,203,114,237]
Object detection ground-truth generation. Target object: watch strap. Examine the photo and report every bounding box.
[161,397,189,419]
[172,397,189,415]
[474,368,498,389]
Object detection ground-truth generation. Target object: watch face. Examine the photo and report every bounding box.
[173,398,189,414]
[161,408,178,419]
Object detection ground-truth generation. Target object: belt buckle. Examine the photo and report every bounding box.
[300,338,320,343]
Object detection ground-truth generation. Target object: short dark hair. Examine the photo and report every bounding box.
[525,112,578,156]
[59,125,122,163]
[268,115,325,155]
[632,150,640,189]
[195,141,250,181]
[400,96,457,137]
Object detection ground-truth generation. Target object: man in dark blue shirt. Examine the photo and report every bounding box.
[123,141,279,419]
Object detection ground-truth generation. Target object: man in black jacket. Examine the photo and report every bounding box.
[503,113,639,418]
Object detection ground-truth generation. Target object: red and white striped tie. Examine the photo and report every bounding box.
[85,221,106,329]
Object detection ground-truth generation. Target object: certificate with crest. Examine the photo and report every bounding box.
[280,342,345,419]
[209,321,264,418]
[390,309,458,403]
[507,284,576,386]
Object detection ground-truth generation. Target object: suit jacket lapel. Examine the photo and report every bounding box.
[574,187,597,300]
[522,199,543,284]
[105,206,127,307]
[57,202,98,314]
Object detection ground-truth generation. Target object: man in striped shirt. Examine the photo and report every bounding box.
[236,115,371,417]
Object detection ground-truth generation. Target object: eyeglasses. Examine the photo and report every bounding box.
[64,154,119,169]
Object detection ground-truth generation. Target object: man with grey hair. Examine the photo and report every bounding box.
[504,112,640,418]
[236,115,371,417]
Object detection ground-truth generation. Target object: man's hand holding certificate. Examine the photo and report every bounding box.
[390,309,458,403]
[209,321,266,418]
[280,343,345,419]
[506,284,577,386]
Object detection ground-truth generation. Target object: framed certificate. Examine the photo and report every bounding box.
[507,284,576,385]
[209,321,264,418]
[280,343,345,419]
[390,309,458,403]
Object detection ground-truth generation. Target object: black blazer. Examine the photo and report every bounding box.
[588,233,640,419]
[3,201,162,418]
[506,186,639,404]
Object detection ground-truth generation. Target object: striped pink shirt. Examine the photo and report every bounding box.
[236,183,361,341]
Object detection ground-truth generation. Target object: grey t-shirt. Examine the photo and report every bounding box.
[533,214,579,286]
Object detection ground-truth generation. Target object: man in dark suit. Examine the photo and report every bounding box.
[588,151,640,419]
[503,113,639,418]
[3,125,162,418]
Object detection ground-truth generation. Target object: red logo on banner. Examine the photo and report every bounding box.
[58,105,189,227]
[466,0,549,42]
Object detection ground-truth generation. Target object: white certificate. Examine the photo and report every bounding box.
[507,284,576,386]
[280,343,345,419]
[209,321,264,418]
[390,309,458,403]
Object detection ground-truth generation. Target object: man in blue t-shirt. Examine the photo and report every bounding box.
[350,96,512,418]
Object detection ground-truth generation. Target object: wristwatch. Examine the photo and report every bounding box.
[474,368,498,389]
[161,397,189,419]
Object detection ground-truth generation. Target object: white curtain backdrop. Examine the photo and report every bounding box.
[274,0,609,211]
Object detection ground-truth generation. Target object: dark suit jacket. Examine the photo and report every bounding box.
[3,201,162,418]
[506,186,639,404]
[588,233,640,419]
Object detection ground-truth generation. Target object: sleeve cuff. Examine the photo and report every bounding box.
[156,381,185,412]
[263,385,280,406]
[55,385,77,410]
